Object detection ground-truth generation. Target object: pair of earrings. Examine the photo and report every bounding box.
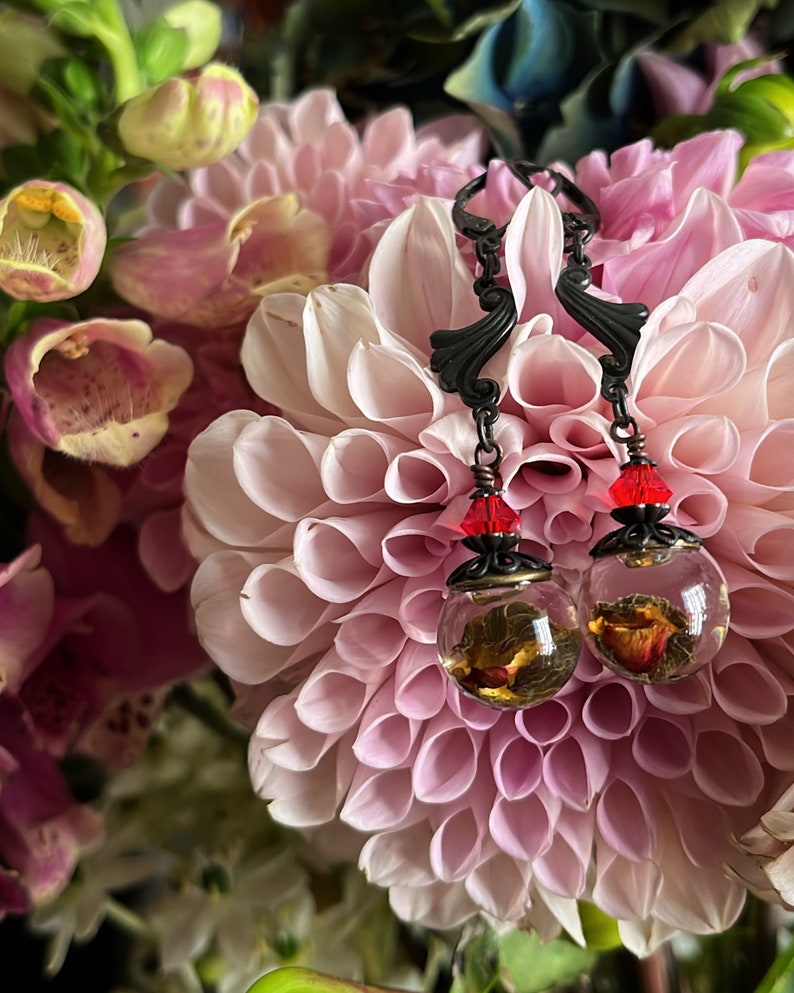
[430,162,730,710]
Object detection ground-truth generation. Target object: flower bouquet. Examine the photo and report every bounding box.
[2,1,794,992]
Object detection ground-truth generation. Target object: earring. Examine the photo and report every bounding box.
[431,161,730,703]
[533,159,731,683]
[429,168,581,710]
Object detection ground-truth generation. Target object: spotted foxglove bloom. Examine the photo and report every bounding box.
[0,180,106,302]
[184,128,794,952]
[5,317,193,467]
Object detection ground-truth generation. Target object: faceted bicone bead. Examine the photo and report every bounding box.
[609,461,673,507]
[460,494,520,536]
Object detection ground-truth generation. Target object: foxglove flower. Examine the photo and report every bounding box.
[184,135,794,951]
[111,194,330,328]
[0,181,106,302]
[117,63,258,170]
[111,87,485,330]
[5,317,193,467]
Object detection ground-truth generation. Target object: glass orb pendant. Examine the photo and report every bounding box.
[437,493,581,709]
[580,460,730,683]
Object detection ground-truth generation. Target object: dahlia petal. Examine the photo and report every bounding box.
[650,415,739,475]
[489,792,556,860]
[354,685,420,769]
[605,190,742,307]
[635,50,706,117]
[596,779,657,862]
[320,429,409,503]
[644,671,712,715]
[757,716,794,771]
[241,559,337,646]
[592,847,662,921]
[384,448,470,505]
[341,766,417,831]
[711,643,788,727]
[532,811,591,898]
[631,715,694,779]
[723,562,794,638]
[692,728,764,806]
[766,339,794,421]
[185,411,293,550]
[430,806,485,881]
[388,880,477,930]
[368,198,481,347]
[393,643,447,720]
[515,697,574,745]
[720,421,794,505]
[334,608,407,668]
[506,335,601,434]
[444,684,502,731]
[398,573,446,643]
[295,659,377,735]
[382,513,451,578]
[668,131,744,204]
[252,744,347,827]
[663,471,727,536]
[413,715,478,804]
[192,551,296,683]
[633,319,746,424]
[233,417,329,522]
[254,695,340,771]
[761,809,794,843]
[347,340,447,438]
[506,444,583,510]
[465,853,532,920]
[489,718,543,800]
[293,511,400,603]
[503,187,564,326]
[716,505,794,582]
[581,681,643,741]
[680,240,794,368]
[359,824,437,887]
[655,849,745,934]
[764,846,794,906]
[618,918,679,960]
[242,294,340,433]
[303,284,382,423]
[542,728,609,811]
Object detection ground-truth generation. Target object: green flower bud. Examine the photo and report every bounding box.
[117,62,259,170]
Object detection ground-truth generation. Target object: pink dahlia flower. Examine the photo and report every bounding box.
[110,87,485,327]
[184,129,794,951]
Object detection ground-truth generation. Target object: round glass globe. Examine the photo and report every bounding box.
[437,579,581,709]
[579,546,729,683]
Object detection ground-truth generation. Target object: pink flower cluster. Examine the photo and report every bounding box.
[184,129,794,951]
[0,521,204,918]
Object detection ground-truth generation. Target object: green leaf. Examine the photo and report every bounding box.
[498,930,594,993]
[246,967,398,993]
[49,1,100,37]
[134,21,191,85]
[579,901,623,951]
[671,0,779,51]
[459,926,501,993]
[753,935,794,993]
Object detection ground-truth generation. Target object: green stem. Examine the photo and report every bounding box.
[90,0,144,103]
[169,682,251,747]
[104,897,154,940]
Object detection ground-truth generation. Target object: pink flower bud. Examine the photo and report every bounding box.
[0,180,106,301]
[118,62,258,170]
[5,318,193,467]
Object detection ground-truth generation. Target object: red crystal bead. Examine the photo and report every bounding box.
[460,494,520,536]
[609,461,673,507]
